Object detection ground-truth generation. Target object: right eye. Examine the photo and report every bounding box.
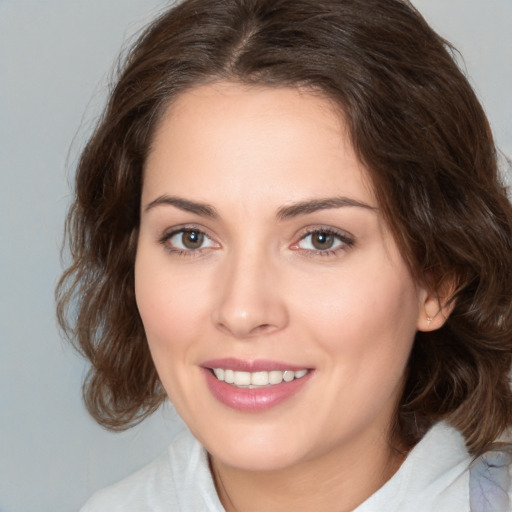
[160,228,219,254]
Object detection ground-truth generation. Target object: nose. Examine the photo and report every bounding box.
[211,249,289,339]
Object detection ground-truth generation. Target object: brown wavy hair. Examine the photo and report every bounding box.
[57,0,512,455]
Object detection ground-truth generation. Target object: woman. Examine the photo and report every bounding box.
[57,0,512,510]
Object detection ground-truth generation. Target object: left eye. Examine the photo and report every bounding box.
[166,229,217,251]
[295,230,350,252]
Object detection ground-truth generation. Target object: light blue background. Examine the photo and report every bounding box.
[0,1,510,511]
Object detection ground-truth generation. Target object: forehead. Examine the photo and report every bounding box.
[143,82,376,209]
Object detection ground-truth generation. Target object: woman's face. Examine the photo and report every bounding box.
[135,82,429,472]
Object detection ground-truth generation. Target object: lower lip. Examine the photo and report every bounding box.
[202,368,313,412]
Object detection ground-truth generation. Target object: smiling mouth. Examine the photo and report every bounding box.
[211,368,309,388]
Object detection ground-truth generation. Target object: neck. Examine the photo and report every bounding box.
[209,429,406,512]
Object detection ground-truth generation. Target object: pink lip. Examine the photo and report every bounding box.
[202,358,308,372]
[200,359,314,412]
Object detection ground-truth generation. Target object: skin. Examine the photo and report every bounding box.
[135,82,445,512]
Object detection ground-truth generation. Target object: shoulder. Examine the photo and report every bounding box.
[470,449,512,512]
[79,428,223,512]
[79,435,178,512]
[357,422,512,512]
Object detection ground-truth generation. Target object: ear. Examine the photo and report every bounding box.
[416,280,456,332]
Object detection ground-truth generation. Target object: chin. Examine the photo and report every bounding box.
[197,422,318,473]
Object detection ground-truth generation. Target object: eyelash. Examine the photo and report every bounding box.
[291,227,355,257]
[158,226,354,258]
[158,225,218,258]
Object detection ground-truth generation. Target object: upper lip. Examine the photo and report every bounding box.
[201,358,311,372]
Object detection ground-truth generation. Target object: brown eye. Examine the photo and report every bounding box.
[181,230,204,249]
[163,228,218,253]
[311,232,335,250]
[294,228,353,255]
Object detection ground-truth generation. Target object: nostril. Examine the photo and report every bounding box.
[215,320,278,338]
[250,323,275,335]
[212,291,289,339]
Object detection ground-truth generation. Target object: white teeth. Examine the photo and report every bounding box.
[251,371,269,386]
[269,370,283,385]
[295,369,308,379]
[233,371,251,386]
[212,368,309,387]
[282,370,294,382]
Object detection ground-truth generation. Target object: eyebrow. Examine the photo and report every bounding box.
[144,194,376,219]
[276,197,377,220]
[144,195,218,218]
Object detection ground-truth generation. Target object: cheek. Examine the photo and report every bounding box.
[293,259,420,380]
[134,248,210,359]
[297,266,420,436]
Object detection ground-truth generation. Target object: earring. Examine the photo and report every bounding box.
[427,316,433,327]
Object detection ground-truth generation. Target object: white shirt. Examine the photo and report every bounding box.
[80,422,510,512]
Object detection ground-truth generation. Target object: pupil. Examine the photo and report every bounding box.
[312,232,333,250]
[183,230,203,249]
